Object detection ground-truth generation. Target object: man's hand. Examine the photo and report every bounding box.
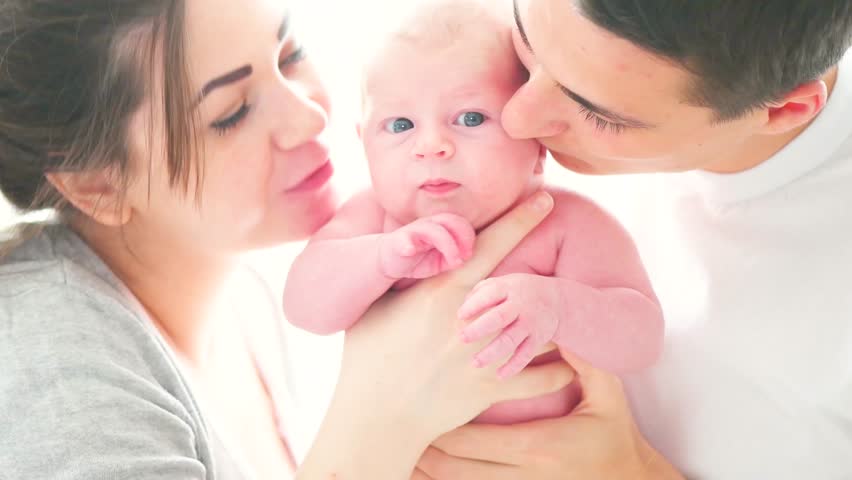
[413,351,685,480]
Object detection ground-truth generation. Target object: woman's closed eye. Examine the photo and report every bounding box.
[279,45,306,71]
[212,102,251,136]
[210,44,309,136]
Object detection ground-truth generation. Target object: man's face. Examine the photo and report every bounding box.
[503,0,768,174]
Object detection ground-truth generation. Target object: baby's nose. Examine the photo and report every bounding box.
[413,133,455,160]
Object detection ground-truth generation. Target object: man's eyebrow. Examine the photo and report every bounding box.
[561,86,654,128]
[513,0,653,129]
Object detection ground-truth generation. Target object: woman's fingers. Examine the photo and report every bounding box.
[559,348,626,412]
[495,359,575,404]
[445,191,553,287]
[535,342,558,356]
[417,445,520,480]
[430,423,532,465]
[411,468,434,480]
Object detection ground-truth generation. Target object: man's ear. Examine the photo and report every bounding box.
[760,80,828,135]
[45,168,132,226]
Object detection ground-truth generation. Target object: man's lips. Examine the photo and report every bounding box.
[420,179,461,194]
[285,160,334,193]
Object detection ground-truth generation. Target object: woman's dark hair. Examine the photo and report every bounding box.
[0,0,201,219]
[578,0,852,120]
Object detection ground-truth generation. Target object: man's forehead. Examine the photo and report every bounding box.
[519,0,694,115]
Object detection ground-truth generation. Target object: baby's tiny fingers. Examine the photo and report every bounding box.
[497,336,539,379]
[457,281,507,321]
[473,323,526,368]
[431,214,476,260]
[394,234,418,257]
[460,301,516,343]
[411,222,459,261]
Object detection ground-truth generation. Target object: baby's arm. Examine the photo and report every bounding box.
[459,189,663,377]
[284,191,475,335]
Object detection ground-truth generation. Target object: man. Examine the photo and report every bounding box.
[415,1,852,478]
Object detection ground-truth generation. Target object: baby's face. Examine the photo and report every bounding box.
[361,39,544,229]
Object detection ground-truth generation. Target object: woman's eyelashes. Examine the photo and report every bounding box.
[383,112,488,134]
[212,102,251,136]
[209,45,308,136]
[279,45,306,71]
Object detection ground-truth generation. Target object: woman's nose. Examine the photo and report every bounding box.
[271,78,330,151]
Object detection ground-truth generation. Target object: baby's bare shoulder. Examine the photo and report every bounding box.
[339,189,385,215]
[313,190,387,240]
[541,185,615,225]
[539,185,636,257]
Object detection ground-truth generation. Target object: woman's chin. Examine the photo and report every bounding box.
[279,185,339,238]
[240,204,336,251]
[287,194,339,240]
[301,206,337,238]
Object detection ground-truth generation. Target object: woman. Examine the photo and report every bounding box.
[0,0,573,478]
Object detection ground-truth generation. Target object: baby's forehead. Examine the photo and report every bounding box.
[360,0,519,106]
[362,44,518,102]
[363,34,518,92]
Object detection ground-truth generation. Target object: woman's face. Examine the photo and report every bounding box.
[124,0,336,256]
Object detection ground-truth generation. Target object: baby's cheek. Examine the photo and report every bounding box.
[464,179,524,228]
[369,163,399,191]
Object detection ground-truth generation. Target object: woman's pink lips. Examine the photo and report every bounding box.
[420,180,461,195]
[285,160,334,194]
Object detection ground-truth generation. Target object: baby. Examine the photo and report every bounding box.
[284,0,663,424]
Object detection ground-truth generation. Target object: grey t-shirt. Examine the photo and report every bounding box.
[0,224,250,479]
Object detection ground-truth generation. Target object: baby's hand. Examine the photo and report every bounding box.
[458,273,562,378]
[379,213,476,280]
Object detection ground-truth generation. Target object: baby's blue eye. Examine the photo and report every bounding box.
[385,118,415,134]
[455,112,486,127]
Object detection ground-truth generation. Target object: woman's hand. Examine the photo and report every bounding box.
[297,192,576,480]
[413,351,685,480]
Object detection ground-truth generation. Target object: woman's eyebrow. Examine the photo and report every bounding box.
[200,65,253,101]
[195,12,291,105]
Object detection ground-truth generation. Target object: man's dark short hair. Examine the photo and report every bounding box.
[577,0,852,120]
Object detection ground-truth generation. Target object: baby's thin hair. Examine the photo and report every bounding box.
[361,0,516,102]
[390,0,511,52]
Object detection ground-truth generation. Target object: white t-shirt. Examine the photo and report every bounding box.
[616,51,852,479]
